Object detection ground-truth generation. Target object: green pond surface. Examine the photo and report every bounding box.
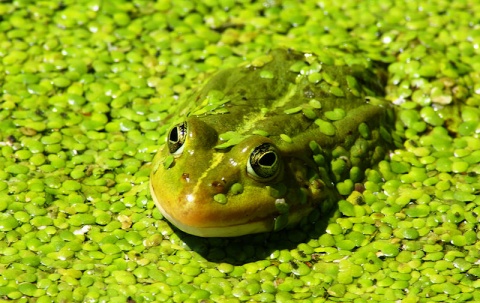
[1,0,480,302]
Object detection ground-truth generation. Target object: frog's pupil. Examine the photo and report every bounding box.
[169,127,178,142]
[259,151,276,167]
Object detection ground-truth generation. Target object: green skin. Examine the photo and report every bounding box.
[150,49,393,237]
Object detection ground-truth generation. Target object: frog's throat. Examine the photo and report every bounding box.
[149,181,271,237]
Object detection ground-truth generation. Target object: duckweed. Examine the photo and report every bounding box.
[2,0,480,302]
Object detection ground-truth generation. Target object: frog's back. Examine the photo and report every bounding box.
[190,49,391,148]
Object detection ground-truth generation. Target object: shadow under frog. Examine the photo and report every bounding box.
[176,204,338,265]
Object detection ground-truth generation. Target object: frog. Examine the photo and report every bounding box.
[150,48,395,237]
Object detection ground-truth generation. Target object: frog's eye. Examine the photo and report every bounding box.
[167,122,187,156]
[247,143,281,181]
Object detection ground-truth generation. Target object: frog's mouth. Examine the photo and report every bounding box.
[149,180,274,237]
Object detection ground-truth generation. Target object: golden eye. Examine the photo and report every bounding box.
[247,143,282,181]
[167,122,187,156]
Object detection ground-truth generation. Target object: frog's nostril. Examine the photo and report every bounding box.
[211,181,225,193]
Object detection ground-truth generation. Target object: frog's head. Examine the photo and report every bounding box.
[149,116,321,237]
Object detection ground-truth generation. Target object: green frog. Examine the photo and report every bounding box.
[150,49,394,237]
